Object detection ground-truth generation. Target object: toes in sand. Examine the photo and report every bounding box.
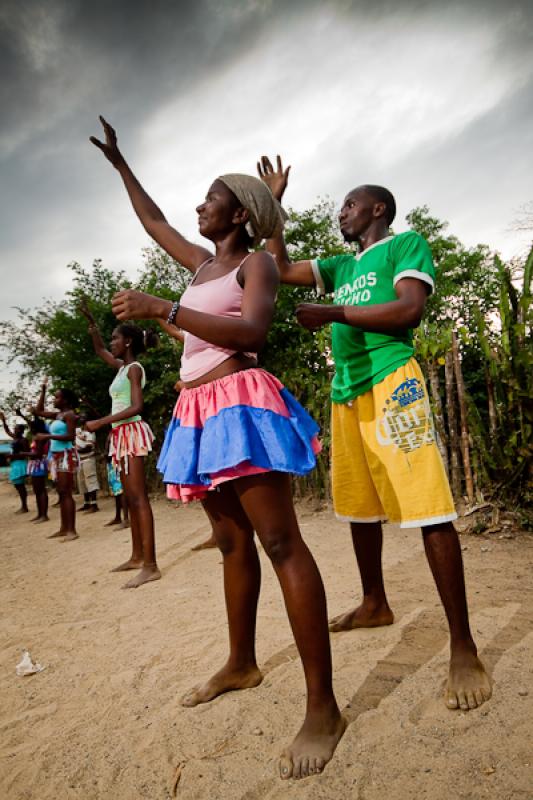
[60,533,79,542]
[279,708,346,781]
[446,651,492,711]
[181,664,263,707]
[47,530,67,539]
[121,566,161,589]
[329,604,394,632]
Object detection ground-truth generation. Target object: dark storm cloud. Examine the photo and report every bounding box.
[1,0,533,395]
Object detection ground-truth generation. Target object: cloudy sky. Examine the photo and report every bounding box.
[1,0,533,392]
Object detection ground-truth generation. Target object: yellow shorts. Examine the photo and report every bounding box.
[331,358,456,529]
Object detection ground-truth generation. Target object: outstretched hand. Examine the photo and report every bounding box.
[111,289,166,322]
[257,155,291,202]
[90,116,124,167]
[295,303,333,331]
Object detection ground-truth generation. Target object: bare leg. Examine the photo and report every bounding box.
[55,471,78,541]
[236,473,345,780]
[329,522,394,632]
[31,476,49,522]
[14,483,29,513]
[191,527,217,551]
[118,457,160,588]
[181,488,262,706]
[422,522,491,710]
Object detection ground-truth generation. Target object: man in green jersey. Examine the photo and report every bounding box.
[258,155,491,713]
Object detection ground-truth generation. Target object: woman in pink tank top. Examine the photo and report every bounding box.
[91,117,345,781]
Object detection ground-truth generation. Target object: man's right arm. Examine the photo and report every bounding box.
[258,155,315,288]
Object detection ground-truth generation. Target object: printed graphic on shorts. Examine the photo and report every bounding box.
[334,271,377,305]
[376,377,435,453]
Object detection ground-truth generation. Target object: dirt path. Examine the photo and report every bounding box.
[1,480,532,799]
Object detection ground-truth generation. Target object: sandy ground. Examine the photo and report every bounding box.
[1,479,532,800]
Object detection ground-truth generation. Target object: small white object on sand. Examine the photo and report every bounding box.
[16,650,45,677]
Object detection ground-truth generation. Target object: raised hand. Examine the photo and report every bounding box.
[90,116,124,168]
[257,155,291,202]
[111,289,167,322]
[79,297,96,326]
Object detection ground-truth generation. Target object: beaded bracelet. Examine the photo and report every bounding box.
[167,300,180,325]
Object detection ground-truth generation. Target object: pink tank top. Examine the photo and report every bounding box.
[179,255,257,382]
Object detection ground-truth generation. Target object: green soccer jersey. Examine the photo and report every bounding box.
[312,231,435,404]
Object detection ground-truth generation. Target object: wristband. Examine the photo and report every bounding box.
[167,300,180,326]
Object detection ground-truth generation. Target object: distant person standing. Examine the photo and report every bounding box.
[76,416,100,513]
[31,379,79,541]
[25,417,50,523]
[0,412,29,513]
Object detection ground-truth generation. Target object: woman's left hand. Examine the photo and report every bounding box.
[111,290,166,321]
[85,420,101,433]
[295,303,332,331]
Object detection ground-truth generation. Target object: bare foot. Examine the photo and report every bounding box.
[60,532,79,542]
[121,566,161,589]
[181,663,263,707]
[191,535,217,551]
[15,508,29,514]
[77,505,90,512]
[104,518,121,527]
[84,506,99,514]
[119,520,130,529]
[47,530,67,539]
[33,516,50,524]
[329,602,394,632]
[30,515,40,522]
[279,704,346,780]
[111,559,143,572]
[446,647,492,711]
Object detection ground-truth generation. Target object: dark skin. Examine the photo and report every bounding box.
[19,423,50,522]
[80,302,160,589]
[32,382,77,539]
[258,155,492,713]
[156,320,215,550]
[90,117,345,779]
[0,415,29,512]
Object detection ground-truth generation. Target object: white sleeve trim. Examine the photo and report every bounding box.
[393,270,434,295]
[310,259,326,296]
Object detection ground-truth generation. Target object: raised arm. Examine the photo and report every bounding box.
[79,299,122,369]
[257,155,315,287]
[111,251,278,352]
[0,411,15,439]
[90,116,212,273]
[15,406,32,425]
[30,378,57,420]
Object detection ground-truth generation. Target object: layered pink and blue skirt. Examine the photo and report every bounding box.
[157,368,321,502]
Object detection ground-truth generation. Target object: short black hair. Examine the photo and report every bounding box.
[58,388,78,408]
[359,184,396,225]
[30,417,48,435]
